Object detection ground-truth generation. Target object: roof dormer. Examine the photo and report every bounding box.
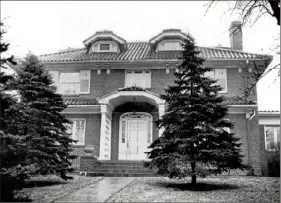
[149,29,188,52]
[83,30,127,53]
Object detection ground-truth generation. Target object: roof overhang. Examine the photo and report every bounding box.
[149,29,189,44]
[83,31,127,50]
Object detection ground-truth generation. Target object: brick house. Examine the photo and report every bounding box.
[37,21,272,176]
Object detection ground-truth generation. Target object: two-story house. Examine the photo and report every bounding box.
[38,21,272,176]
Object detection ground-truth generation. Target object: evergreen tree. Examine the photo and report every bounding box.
[13,53,76,180]
[0,20,29,202]
[145,34,247,185]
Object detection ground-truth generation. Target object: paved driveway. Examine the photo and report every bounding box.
[55,177,135,202]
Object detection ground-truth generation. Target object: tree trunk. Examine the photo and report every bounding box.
[191,161,196,186]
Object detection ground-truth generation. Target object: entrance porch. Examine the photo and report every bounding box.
[97,87,165,162]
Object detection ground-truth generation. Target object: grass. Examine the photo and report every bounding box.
[14,174,103,202]
[107,176,280,202]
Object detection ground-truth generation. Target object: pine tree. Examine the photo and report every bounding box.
[13,53,76,180]
[145,34,247,185]
[0,20,29,202]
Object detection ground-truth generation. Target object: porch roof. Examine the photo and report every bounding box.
[63,96,255,106]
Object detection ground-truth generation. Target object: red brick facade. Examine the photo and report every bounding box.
[59,68,266,175]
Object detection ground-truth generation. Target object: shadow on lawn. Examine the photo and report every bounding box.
[24,180,67,188]
[155,182,240,191]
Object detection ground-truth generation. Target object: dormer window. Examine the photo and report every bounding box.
[83,30,127,53]
[158,40,183,51]
[91,41,118,53]
[100,43,110,51]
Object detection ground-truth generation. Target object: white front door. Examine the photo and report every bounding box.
[119,113,152,160]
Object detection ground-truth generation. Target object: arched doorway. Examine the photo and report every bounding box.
[119,112,153,160]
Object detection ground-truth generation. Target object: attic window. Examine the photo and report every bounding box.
[100,44,110,51]
[91,41,118,53]
[158,40,183,51]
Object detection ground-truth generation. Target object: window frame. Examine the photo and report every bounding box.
[49,70,91,95]
[157,39,184,51]
[125,70,151,89]
[59,71,80,95]
[91,40,118,53]
[99,43,111,51]
[264,126,280,151]
[68,118,86,146]
[204,69,228,93]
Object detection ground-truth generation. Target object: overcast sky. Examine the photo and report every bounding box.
[1,1,280,111]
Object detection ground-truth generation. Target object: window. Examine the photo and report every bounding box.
[67,119,86,145]
[158,40,183,51]
[60,72,80,94]
[100,44,110,51]
[49,70,91,95]
[91,41,118,52]
[265,126,280,151]
[204,69,227,93]
[125,70,151,89]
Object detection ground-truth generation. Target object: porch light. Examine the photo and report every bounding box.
[238,67,243,73]
[106,64,110,74]
[132,97,137,115]
[96,64,101,75]
[166,64,170,74]
[248,67,253,73]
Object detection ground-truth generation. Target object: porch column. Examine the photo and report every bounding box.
[158,104,165,137]
[98,104,113,160]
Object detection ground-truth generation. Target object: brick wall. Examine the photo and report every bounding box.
[90,69,125,98]
[229,111,263,175]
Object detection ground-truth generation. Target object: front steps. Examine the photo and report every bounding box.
[86,161,158,177]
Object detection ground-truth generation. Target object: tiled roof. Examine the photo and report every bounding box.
[64,97,98,105]
[63,96,255,106]
[38,42,271,62]
[259,110,280,112]
[224,98,256,105]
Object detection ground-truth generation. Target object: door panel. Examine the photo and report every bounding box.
[119,117,152,160]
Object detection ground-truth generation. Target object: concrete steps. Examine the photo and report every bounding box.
[87,161,158,177]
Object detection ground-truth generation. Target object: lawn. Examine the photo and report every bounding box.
[14,174,102,202]
[107,176,280,202]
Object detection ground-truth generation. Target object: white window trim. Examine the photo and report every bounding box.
[91,40,119,53]
[204,69,228,94]
[58,71,80,95]
[264,126,280,151]
[51,71,91,95]
[69,118,86,146]
[216,69,228,94]
[157,39,184,51]
[125,70,151,89]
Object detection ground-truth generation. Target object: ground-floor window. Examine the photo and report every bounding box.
[67,119,86,145]
[264,126,280,151]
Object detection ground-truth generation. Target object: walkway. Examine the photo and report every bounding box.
[56,177,135,202]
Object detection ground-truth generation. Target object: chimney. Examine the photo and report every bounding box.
[229,21,243,51]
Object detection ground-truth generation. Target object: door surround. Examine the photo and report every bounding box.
[118,112,153,160]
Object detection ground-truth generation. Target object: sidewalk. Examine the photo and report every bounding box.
[55,177,135,202]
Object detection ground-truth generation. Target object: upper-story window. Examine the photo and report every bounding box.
[91,41,118,53]
[49,70,91,95]
[125,70,151,89]
[157,40,183,51]
[204,69,227,93]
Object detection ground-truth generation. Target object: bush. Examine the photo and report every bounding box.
[267,144,280,177]
[268,152,280,177]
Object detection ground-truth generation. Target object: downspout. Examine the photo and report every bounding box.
[246,109,255,175]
